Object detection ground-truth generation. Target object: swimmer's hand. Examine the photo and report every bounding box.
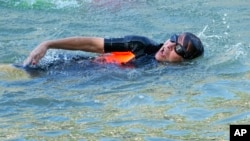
[23,42,48,67]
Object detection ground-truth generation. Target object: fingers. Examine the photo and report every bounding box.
[23,56,31,67]
[23,43,48,67]
[22,55,39,67]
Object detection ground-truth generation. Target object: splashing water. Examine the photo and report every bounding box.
[0,0,81,9]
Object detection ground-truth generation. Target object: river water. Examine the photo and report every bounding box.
[0,0,250,140]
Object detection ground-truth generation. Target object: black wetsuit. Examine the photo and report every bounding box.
[104,35,163,59]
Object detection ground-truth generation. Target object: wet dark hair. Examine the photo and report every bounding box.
[182,32,204,59]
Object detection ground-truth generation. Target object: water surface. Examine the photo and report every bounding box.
[0,0,250,140]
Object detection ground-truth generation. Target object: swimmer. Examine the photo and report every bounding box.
[23,32,204,66]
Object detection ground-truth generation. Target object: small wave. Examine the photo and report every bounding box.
[0,0,82,9]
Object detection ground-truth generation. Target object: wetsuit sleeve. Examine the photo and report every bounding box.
[104,35,162,58]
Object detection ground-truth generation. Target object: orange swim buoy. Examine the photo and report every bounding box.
[95,51,135,64]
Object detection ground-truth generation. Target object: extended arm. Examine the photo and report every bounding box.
[23,37,104,66]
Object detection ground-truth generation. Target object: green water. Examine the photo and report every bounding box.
[0,0,250,140]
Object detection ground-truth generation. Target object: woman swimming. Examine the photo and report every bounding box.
[23,32,204,67]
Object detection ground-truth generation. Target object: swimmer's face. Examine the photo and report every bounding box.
[155,34,186,62]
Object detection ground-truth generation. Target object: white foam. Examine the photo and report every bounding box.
[12,0,83,9]
[51,0,80,9]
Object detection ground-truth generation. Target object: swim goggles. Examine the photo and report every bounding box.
[170,34,187,58]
